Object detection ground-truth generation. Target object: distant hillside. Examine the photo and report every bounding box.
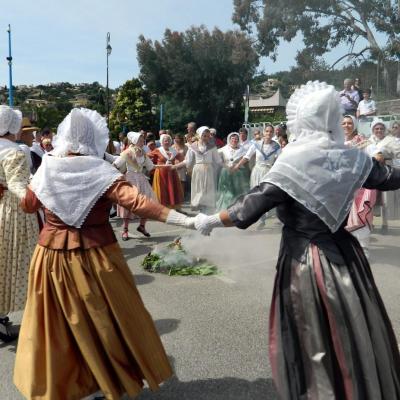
[0,82,115,129]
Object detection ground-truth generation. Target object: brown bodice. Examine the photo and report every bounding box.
[21,179,165,250]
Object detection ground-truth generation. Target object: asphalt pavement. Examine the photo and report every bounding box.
[1,216,400,400]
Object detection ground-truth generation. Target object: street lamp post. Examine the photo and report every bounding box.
[6,24,13,107]
[106,32,112,122]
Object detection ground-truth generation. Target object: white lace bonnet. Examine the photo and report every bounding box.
[286,81,344,143]
[127,131,142,145]
[196,126,210,138]
[370,118,386,133]
[0,105,22,136]
[52,108,109,157]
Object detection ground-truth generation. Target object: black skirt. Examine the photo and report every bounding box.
[269,232,400,399]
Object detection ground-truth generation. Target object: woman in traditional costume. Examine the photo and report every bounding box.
[367,119,400,229]
[216,132,249,210]
[114,131,156,239]
[148,133,184,208]
[172,134,188,195]
[174,126,222,212]
[234,124,281,228]
[365,119,400,233]
[0,106,39,342]
[193,82,400,399]
[342,115,377,256]
[236,124,281,189]
[12,108,195,400]
[386,121,400,220]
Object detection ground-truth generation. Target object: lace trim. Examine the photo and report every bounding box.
[33,174,120,229]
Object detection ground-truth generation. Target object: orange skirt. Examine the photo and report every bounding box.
[14,243,172,400]
[152,167,183,208]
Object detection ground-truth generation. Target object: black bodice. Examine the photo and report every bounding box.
[227,160,400,262]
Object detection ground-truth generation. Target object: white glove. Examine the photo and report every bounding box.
[194,213,224,236]
[166,210,195,229]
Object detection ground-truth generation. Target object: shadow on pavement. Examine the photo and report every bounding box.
[136,375,277,400]
[123,244,153,261]
[154,319,180,336]
[0,323,20,352]
[122,235,182,261]
[134,274,155,286]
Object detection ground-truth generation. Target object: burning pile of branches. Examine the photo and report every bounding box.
[141,237,218,276]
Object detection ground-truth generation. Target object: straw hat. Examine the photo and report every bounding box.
[21,117,39,133]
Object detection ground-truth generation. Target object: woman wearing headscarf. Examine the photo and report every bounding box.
[192,82,400,399]
[342,114,365,146]
[215,132,249,210]
[0,106,39,342]
[12,108,195,400]
[234,124,281,229]
[174,126,222,212]
[114,131,156,239]
[342,115,377,256]
[148,133,184,208]
[386,121,400,220]
[172,134,188,196]
[235,124,281,190]
[366,118,400,233]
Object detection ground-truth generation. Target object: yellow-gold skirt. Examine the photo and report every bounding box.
[14,243,172,400]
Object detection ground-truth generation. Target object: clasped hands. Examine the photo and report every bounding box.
[184,213,223,236]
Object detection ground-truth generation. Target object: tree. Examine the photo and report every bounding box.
[233,0,400,94]
[35,105,71,130]
[108,78,154,134]
[137,26,259,134]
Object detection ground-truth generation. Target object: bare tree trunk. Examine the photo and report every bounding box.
[382,60,390,98]
[397,61,400,97]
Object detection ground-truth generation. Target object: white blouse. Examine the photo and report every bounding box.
[185,146,222,168]
[244,140,281,165]
[218,145,246,167]
[114,148,154,173]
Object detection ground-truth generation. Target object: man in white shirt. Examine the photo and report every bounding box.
[339,78,360,115]
[356,89,376,120]
[238,127,251,152]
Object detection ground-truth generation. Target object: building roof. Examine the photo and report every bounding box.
[249,88,287,108]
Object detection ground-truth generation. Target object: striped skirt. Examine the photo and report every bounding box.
[269,237,400,399]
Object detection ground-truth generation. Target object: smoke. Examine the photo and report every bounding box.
[180,224,281,278]
[153,244,195,268]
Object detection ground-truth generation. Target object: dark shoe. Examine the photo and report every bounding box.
[137,225,151,237]
[109,210,117,218]
[122,228,129,241]
[0,317,18,342]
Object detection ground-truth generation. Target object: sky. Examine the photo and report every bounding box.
[0,0,375,89]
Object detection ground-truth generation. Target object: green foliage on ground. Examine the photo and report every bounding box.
[141,241,218,276]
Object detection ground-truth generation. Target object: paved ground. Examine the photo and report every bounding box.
[1,215,400,400]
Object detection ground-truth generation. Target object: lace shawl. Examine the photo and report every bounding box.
[262,81,372,232]
[31,155,122,228]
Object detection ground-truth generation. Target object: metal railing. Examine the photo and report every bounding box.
[243,115,400,139]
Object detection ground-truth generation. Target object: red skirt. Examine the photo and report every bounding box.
[152,167,183,207]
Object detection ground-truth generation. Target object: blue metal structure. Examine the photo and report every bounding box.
[159,104,164,130]
[6,24,13,107]
[106,32,112,121]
